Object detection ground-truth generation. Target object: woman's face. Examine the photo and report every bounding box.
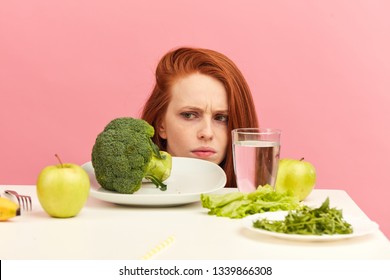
[158,73,229,165]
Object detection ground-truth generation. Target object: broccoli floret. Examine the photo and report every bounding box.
[91,117,172,194]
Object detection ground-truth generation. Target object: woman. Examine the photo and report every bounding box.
[141,47,259,188]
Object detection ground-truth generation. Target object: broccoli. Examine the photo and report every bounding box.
[91,117,172,194]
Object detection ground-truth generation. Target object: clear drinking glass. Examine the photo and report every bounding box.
[232,128,281,193]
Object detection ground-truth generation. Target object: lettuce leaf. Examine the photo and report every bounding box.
[201,185,300,218]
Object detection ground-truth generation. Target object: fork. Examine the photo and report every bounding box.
[4,190,32,211]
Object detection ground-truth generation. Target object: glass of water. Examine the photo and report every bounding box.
[232,128,281,193]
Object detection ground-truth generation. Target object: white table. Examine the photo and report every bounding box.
[1,185,390,260]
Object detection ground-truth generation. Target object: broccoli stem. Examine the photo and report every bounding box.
[145,175,167,191]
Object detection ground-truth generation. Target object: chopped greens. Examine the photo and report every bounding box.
[201,185,300,219]
[253,197,353,235]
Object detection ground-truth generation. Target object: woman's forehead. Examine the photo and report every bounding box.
[170,73,228,109]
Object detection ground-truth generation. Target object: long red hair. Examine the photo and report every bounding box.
[141,47,259,188]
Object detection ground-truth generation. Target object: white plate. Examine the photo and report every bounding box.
[82,157,226,206]
[242,211,379,242]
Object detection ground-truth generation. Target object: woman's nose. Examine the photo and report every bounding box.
[197,120,214,140]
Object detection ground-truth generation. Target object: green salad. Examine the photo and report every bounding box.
[253,197,353,235]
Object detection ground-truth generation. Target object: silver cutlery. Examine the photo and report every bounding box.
[4,190,32,211]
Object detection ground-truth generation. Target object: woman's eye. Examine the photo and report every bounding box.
[215,114,228,123]
[180,112,197,119]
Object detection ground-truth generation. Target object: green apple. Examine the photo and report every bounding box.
[275,158,316,201]
[36,154,90,218]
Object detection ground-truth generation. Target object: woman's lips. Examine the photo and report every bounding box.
[191,148,216,158]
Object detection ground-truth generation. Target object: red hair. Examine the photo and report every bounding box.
[141,47,259,188]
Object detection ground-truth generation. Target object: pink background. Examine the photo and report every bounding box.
[1,1,389,239]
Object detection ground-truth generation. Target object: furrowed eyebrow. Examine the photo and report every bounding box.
[181,106,228,113]
[214,110,229,115]
[182,106,201,111]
